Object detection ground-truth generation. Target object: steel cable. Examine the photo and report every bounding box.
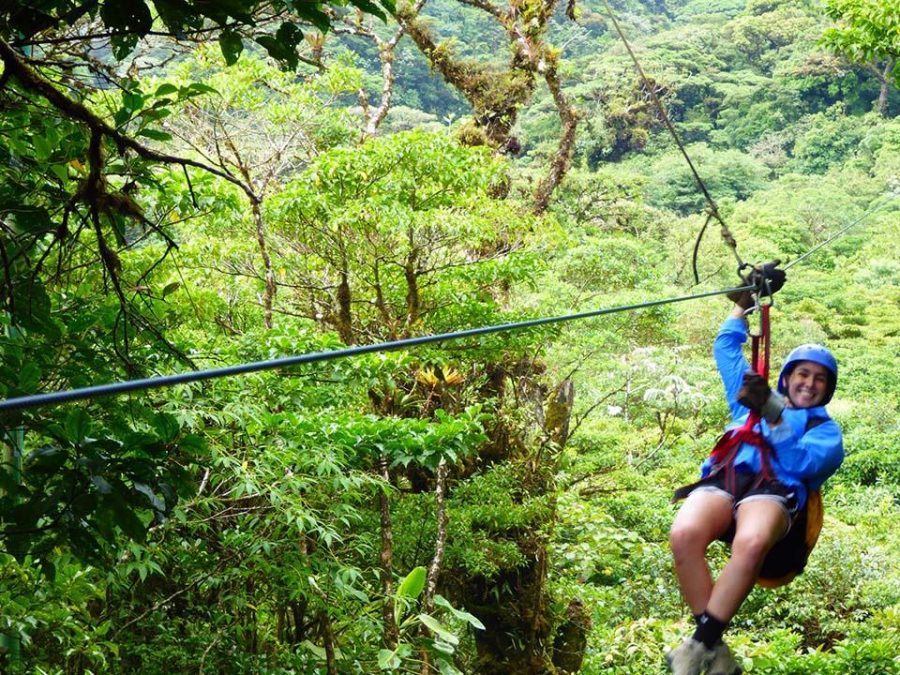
[0,284,754,411]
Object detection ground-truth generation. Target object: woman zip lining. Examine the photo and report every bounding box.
[666,263,844,675]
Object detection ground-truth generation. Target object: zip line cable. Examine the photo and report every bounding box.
[783,191,900,271]
[599,0,745,280]
[0,284,754,412]
[2,188,893,413]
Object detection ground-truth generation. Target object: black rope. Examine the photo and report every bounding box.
[599,0,745,280]
[691,212,714,286]
[0,284,753,412]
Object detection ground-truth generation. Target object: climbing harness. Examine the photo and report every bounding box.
[672,292,774,502]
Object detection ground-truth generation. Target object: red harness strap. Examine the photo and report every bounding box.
[707,411,774,495]
[751,302,771,381]
[709,412,767,466]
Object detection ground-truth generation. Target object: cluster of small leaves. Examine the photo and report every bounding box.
[1,405,201,574]
[821,0,900,78]
[3,0,396,68]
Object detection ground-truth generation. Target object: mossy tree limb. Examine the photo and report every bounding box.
[398,0,579,211]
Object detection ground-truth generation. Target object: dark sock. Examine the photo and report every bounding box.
[695,611,723,646]
[692,611,728,649]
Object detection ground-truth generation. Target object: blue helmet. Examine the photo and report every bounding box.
[777,344,838,405]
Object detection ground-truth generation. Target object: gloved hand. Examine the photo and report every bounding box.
[727,261,786,309]
[727,285,755,309]
[737,371,785,423]
[749,260,786,298]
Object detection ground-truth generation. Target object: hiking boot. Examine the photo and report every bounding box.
[665,638,713,675]
[707,640,742,675]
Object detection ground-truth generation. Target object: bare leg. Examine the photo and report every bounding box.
[706,499,786,621]
[670,492,734,614]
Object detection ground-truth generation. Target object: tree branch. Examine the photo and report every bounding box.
[0,38,258,203]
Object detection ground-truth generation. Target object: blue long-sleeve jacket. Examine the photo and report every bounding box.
[700,317,844,508]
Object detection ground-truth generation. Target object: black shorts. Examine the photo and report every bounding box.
[687,470,800,541]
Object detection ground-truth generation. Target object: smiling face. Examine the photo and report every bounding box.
[784,360,830,408]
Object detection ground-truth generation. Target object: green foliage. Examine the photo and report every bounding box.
[788,106,870,173]
[676,0,746,20]
[558,238,665,291]
[447,462,554,577]
[712,83,806,148]
[548,169,667,239]
[821,0,900,85]
[1,0,900,673]
[726,5,818,69]
[266,129,547,345]
[644,144,769,214]
[2,0,395,68]
[723,171,876,263]
[0,241,202,567]
[0,552,122,671]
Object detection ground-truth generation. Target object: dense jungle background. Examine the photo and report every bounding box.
[1,0,898,672]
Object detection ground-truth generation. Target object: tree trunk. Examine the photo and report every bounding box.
[379,456,398,648]
[423,458,449,612]
[533,60,580,214]
[869,59,894,117]
[420,457,449,674]
[469,536,554,674]
[552,599,590,673]
[320,610,338,675]
[397,6,537,148]
[336,270,353,344]
[462,377,579,674]
[403,244,420,335]
[250,198,276,329]
[877,59,893,116]
[291,599,308,644]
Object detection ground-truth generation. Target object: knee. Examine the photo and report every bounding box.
[731,531,773,567]
[670,522,708,561]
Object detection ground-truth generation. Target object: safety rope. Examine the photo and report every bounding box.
[599,0,745,281]
[0,284,753,412]
[2,169,893,414]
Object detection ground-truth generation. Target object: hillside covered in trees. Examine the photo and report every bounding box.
[1,0,898,672]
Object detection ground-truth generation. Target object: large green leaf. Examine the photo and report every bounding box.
[152,412,180,443]
[347,0,390,22]
[255,22,305,70]
[110,34,140,61]
[417,614,459,645]
[16,360,41,394]
[99,0,153,34]
[105,492,147,542]
[288,3,331,33]
[397,565,427,599]
[23,445,67,474]
[64,409,91,444]
[434,594,485,629]
[152,0,200,31]
[5,206,51,234]
[377,648,401,670]
[219,29,244,65]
